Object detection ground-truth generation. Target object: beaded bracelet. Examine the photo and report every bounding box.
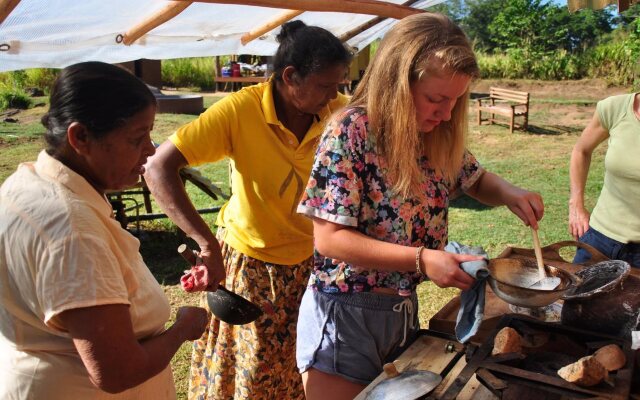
[415,245,425,277]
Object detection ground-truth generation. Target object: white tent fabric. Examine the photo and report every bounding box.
[0,0,441,72]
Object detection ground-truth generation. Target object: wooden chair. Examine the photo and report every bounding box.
[107,167,228,232]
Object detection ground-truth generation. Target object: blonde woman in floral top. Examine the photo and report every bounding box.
[296,13,545,400]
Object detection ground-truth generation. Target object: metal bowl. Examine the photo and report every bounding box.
[487,258,580,308]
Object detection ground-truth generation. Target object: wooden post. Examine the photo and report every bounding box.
[240,9,303,45]
[339,0,423,42]
[183,0,423,19]
[0,0,21,25]
[123,1,192,46]
[617,0,629,11]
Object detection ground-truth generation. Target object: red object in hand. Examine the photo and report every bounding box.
[180,265,209,292]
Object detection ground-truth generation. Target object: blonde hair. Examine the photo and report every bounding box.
[350,13,479,198]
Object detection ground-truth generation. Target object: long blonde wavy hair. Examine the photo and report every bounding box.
[350,13,480,198]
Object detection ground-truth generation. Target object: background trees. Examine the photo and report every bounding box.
[431,0,638,86]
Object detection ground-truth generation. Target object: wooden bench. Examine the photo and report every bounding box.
[476,87,530,133]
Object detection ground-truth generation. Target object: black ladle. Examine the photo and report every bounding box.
[178,244,263,325]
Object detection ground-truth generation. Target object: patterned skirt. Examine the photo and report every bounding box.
[188,239,312,400]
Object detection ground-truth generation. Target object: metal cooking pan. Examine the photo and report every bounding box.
[178,244,263,325]
[487,258,580,308]
[365,364,442,400]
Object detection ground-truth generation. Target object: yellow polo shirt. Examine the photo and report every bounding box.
[170,81,348,265]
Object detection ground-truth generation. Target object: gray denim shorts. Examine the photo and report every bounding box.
[296,288,419,385]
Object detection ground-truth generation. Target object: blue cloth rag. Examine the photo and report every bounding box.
[444,241,489,343]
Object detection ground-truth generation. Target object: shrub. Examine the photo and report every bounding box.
[24,69,59,94]
[162,57,216,89]
[0,84,32,111]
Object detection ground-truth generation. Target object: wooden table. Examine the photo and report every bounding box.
[354,332,496,400]
[356,243,640,399]
[430,242,640,345]
[215,76,267,91]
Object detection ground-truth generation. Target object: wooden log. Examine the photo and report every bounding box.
[339,0,424,43]
[123,1,192,46]
[0,0,20,25]
[183,0,424,19]
[241,9,303,45]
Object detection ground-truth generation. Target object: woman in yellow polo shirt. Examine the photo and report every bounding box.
[144,21,352,399]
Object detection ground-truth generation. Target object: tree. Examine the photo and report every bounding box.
[429,0,468,24]
[487,0,613,53]
[463,0,509,52]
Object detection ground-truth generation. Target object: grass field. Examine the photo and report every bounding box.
[0,79,623,398]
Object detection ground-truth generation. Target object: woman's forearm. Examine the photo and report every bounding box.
[313,222,415,272]
[465,171,544,228]
[569,147,591,210]
[144,141,217,249]
[62,305,207,394]
[312,219,479,289]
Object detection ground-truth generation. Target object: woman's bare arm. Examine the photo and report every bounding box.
[568,111,609,239]
[58,304,208,394]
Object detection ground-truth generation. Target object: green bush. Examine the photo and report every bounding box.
[24,69,59,94]
[0,84,32,111]
[477,39,633,83]
[0,68,59,95]
[161,57,216,89]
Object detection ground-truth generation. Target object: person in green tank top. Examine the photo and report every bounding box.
[569,93,640,267]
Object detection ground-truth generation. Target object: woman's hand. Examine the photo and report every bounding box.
[569,203,590,240]
[197,244,226,291]
[173,306,209,341]
[503,187,544,230]
[422,249,482,291]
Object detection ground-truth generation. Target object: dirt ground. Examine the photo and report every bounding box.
[471,78,628,101]
[470,78,630,133]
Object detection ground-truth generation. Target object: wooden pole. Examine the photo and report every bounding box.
[340,0,424,43]
[240,9,303,45]
[617,0,629,11]
[123,1,192,45]
[0,0,21,26]
[182,0,424,19]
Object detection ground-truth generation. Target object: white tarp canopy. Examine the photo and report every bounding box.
[0,0,440,72]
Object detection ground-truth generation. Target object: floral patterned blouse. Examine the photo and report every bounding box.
[297,107,484,296]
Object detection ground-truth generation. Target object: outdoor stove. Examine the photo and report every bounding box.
[436,314,635,400]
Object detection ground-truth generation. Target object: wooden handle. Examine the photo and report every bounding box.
[383,362,400,378]
[178,243,198,266]
[531,228,546,280]
[544,240,609,264]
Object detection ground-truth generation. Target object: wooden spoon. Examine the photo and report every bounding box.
[532,227,546,280]
[529,228,561,290]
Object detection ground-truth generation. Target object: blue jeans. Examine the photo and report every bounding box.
[574,226,640,268]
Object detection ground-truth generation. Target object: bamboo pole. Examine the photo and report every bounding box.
[240,9,303,45]
[0,0,21,25]
[182,0,423,19]
[339,0,424,43]
[123,1,192,45]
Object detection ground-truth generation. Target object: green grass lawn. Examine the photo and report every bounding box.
[0,86,607,398]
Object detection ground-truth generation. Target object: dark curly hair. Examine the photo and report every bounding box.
[273,20,352,81]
